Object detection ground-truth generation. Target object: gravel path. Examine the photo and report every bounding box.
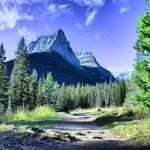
[47,112,139,150]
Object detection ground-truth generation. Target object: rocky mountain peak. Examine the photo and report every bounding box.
[75,51,100,67]
[27,29,81,69]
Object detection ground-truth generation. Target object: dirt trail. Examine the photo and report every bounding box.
[47,112,139,150]
[0,112,140,150]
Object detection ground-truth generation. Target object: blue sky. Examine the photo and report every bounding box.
[0,0,146,76]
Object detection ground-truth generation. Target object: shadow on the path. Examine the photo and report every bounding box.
[0,131,149,150]
[52,120,97,131]
[66,140,150,150]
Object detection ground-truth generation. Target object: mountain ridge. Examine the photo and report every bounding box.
[7,29,115,84]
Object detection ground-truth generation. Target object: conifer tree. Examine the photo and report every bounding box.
[29,69,38,109]
[37,78,43,106]
[42,72,54,105]
[132,10,150,106]
[9,37,30,110]
[0,43,8,109]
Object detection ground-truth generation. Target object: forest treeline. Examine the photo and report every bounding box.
[0,38,126,112]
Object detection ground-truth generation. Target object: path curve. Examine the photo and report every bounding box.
[46,112,139,150]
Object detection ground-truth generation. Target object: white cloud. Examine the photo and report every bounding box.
[1,0,48,5]
[76,23,83,29]
[70,0,105,26]
[113,0,131,13]
[17,27,36,42]
[94,32,101,39]
[0,6,33,30]
[85,9,98,26]
[0,1,34,30]
[119,7,130,13]
[47,4,72,18]
[73,0,105,7]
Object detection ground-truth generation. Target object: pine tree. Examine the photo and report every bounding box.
[42,72,54,105]
[132,11,150,106]
[37,78,43,106]
[74,83,81,108]
[0,43,8,110]
[29,69,38,109]
[9,37,30,110]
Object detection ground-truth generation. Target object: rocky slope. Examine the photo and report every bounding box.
[28,29,82,69]
[75,51,115,82]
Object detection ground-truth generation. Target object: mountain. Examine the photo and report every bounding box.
[27,29,82,69]
[75,51,115,82]
[75,51,100,67]
[116,72,132,80]
[7,29,115,85]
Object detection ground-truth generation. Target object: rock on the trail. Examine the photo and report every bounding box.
[93,136,103,140]
[30,127,46,133]
[76,132,86,136]
[7,124,15,130]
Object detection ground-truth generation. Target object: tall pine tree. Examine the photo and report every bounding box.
[0,43,8,110]
[29,69,38,109]
[42,72,54,105]
[9,37,30,110]
[37,78,43,106]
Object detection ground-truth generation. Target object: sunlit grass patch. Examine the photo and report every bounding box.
[113,119,150,147]
[95,105,150,147]
[0,105,62,128]
[0,124,9,131]
[71,108,98,115]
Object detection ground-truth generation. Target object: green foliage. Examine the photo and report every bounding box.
[132,12,150,107]
[0,105,61,128]
[29,69,38,109]
[95,106,150,147]
[37,78,43,106]
[0,43,8,109]
[42,72,55,105]
[8,37,30,111]
[56,83,74,112]
[55,80,126,112]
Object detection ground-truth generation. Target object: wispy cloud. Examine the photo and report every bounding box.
[76,23,83,29]
[85,9,98,26]
[72,0,105,7]
[0,1,34,30]
[47,4,72,18]
[70,0,105,26]
[119,7,130,13]
[113,0,131,13]
[17,27,36,42]
[94,32,101,39]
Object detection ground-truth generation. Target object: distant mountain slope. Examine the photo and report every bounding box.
[7,52,96,85]
[116,72,132,80]
[75,51,115,82]
[7,29,115,85]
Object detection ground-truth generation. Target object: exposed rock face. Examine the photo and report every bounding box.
[28,29,81,69]
[75,51,100,67]
[75,51,115,82]
[7,29,115,84]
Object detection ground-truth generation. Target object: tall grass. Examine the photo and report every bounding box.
[0,105,62,128]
